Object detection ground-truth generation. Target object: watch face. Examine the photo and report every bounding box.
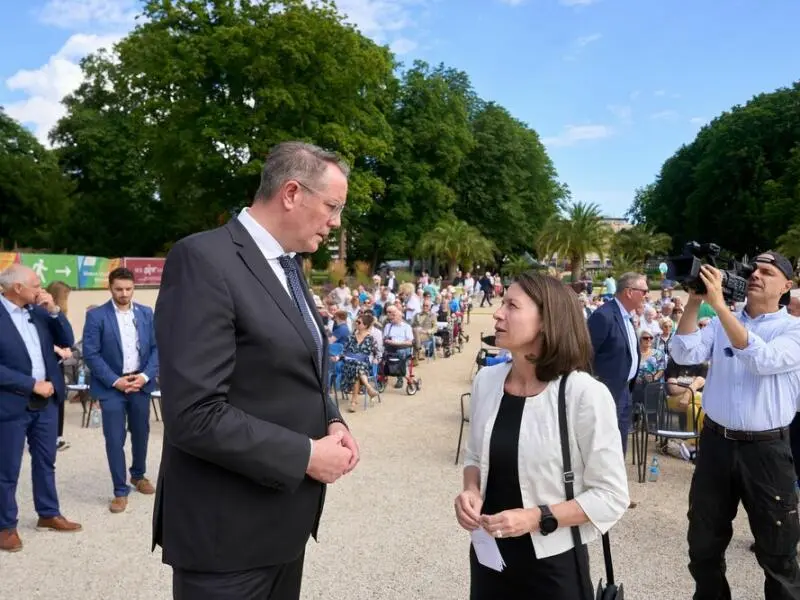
[541,515,558,534]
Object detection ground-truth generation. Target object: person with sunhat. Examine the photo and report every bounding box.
[671,251,800,599]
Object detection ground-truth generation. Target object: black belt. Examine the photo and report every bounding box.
[704,416,788,442]
[122,371,141,377]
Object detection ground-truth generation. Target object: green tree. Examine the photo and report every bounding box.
[52,0,396,255]
[364,61,475,267]
[628,82,800,255]
[417,215,495,280]
[0,110,72,250]
[777,223,800,261]
[536,201,611,275]
[453,103,564,257]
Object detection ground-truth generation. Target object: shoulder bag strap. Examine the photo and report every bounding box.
[557,374,616,590]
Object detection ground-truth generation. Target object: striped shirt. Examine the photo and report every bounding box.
[670,307,800,431]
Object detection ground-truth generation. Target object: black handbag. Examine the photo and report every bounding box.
[557,374,624,600]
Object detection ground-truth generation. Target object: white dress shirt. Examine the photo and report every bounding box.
[614,299,638,381]
[464,364,629,559]
[237,208,316,322]
[671,307,800,431]
[114,304,140,374]
[1,294,46,382]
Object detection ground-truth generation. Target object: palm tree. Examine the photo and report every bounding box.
[610,225,672,268]
[418,216,496,280]
[536,201,612,276]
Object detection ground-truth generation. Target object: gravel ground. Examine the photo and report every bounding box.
[0,307,769,599]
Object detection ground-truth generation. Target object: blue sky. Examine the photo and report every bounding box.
[2,0,799,219]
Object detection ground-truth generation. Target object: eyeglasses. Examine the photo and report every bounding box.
[641,336,653,341]
[627,287,649,295]
[296,181,345,217]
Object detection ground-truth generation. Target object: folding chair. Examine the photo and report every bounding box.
[454,392,471,465]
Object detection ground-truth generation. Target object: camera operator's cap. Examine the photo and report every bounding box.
[754,251,794,280]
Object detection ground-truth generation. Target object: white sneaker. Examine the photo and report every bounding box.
[679,442,691,461]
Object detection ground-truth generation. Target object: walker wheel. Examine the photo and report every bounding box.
[406,382,418,396]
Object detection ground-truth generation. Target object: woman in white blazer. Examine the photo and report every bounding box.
[454,272,629,599]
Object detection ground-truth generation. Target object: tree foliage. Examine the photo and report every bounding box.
[7,0,566,264]
[0,109,72,250]
[417,215,495,279]
[628,82,800,258]
[536,201,611,275]
[609,224,672,269]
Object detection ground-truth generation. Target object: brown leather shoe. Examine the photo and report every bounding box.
[0,528,22,552]
[36,516,82,532]
[109,496,128,513]
[131,477,155,495]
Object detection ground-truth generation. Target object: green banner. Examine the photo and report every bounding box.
[78,256,120,289]
[20,254,79,288]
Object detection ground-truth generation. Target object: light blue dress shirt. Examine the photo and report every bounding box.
[670,307,800,431]
[614,298,638,382]
[1,294,46,382]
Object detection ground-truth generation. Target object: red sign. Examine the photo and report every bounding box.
[123,257,165,286]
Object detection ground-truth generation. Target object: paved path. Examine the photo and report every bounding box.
[1,308,765,599]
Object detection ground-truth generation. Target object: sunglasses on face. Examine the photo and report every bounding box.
[641,336,653,341]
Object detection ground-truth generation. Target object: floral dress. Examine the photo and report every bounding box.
[341,333,378,393]
[636,349,667,386]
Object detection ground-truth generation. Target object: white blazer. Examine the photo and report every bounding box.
[464,362,629,559]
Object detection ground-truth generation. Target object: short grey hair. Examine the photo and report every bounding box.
[0,265,32,291]
[254,141,350,202]
[616,272,646,296]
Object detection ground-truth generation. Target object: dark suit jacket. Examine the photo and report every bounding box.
[82,300,158,401]
[587,299,639,401]
[0,302,74,421]
[152,218,343,573]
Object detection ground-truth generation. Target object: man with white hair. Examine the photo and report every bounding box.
[642,306,661,336]
[0,265,82,553]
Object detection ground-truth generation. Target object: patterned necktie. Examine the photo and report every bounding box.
[278,255,323,365]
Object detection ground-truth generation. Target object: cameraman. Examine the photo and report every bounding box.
[671,251,800,599]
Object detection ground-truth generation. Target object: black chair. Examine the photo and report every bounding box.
[632,381,700,483]
[454,392,471,465]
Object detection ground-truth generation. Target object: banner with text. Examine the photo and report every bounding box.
[78,256,121,289]
[0,252,19,271]
[123,257,165,286]
[20,254,79,288]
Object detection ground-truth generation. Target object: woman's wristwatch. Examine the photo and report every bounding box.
[538,505,558,536]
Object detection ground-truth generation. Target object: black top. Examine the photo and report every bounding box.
[482,393,535,567]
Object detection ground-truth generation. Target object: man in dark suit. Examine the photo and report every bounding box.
[154,141,359,600]
[82,267,159,513]
[587,272,648,459]
[0,265,82,553]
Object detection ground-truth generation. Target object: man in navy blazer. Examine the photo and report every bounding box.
[587,272,648,458]
[0,265,82,553]
[82,267,159,513]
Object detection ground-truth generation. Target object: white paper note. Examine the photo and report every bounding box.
[470,527,506,572]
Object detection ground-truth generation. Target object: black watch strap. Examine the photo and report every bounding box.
[538,504,558,535]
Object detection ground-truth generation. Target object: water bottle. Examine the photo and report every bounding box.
[647,456,660,482]
[77,366,86,387]
[89,406,101,428]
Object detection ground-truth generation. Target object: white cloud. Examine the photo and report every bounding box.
[390,37,418,54]
[5,33,123,144]
[651,109,679,121]
[563,33,602,60]
[542,124,614,148]
[560,0,599,6]
[37,0,139,28]
[335,0,422,42]
[689,116,706,127]
[608,104,632,123]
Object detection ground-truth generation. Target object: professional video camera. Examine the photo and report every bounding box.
[665,242,754,304]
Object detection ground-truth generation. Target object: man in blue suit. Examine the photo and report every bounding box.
[587,272,647,460]
[0,265,82,553]
[83,267,159,513]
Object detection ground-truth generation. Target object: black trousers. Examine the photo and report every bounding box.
[789,412,800,481]
[688,424,800,599]
[57,401,65,438]
[469,544,592,600]
[173,553,304,600]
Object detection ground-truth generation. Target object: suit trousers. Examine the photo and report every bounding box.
[0,401,61,529]
[688,425,800,599]
[173,552,305,600]
[101,390,151,497]
[615,386,632,457]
